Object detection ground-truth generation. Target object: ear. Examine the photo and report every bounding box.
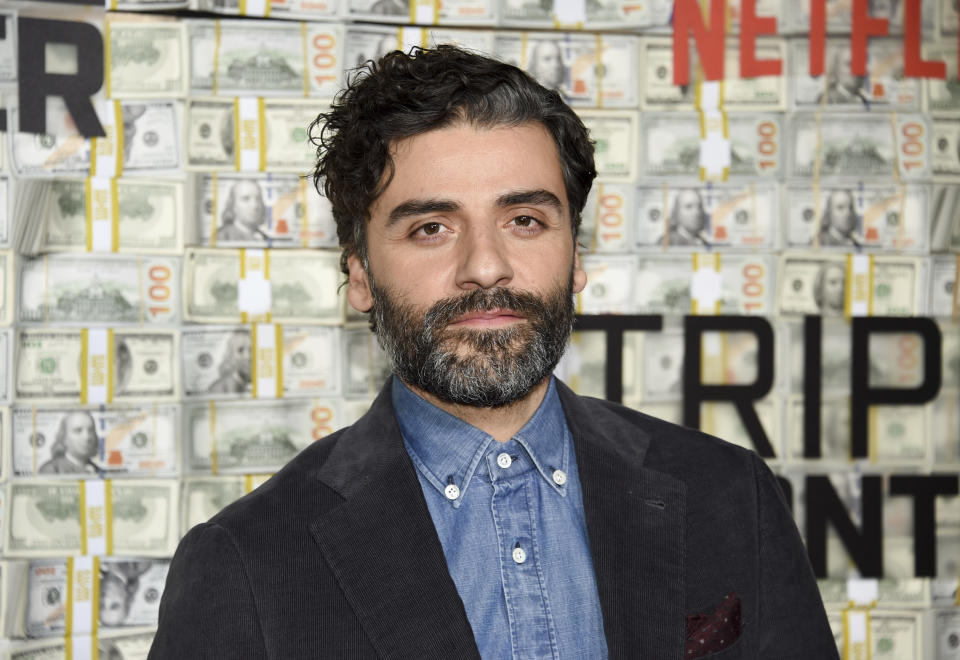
[572,249,587,295]
[346,253,374,313]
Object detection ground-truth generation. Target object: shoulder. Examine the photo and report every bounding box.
[566,392,760,485]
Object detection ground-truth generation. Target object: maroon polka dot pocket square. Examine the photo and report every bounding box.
[685,593,741,658]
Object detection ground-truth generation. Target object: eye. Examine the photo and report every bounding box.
[414,222,444,236]
[511,215,540,229]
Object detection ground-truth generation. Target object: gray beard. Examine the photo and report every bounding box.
[369,277,575,408]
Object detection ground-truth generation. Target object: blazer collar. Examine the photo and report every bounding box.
[311,379,686,659]
[557,381,687,658]
[310,381,481,659]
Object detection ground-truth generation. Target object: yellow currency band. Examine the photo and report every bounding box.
[213,21,222,95]
[841,608,871,660]
[258,98,267,172]
[64,556,100,638]
[80,328,89,404]
[301,23,309,96]
[103,22,113,99]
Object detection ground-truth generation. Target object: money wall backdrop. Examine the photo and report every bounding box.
[0,0,958,657]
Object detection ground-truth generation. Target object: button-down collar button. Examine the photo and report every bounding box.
[512,546,527,564]
[444,483,460,500]
[496,453,512,469]
[552,469,567,486]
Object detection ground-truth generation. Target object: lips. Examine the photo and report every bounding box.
[448,309,525,327]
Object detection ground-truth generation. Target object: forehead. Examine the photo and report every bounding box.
[376,121,567,207]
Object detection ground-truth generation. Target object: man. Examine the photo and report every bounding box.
[38,411,100,475]
[151,46,836,658]
[216,179,270,243]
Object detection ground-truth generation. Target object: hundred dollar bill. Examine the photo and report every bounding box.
[342,328,392,398]
[191,0,338,18]
[640,38,786,112]
[932,117,960,180]
[578,255,635,314]
[784,183,929,251]
[789,112,930,180]
[0,328,11,404]
[11,404,179,479]
[699,399,780,455]
[0,250,11,325]
[787,0,935,34]
[4,479,179,558]
[185,98,319,173]
[19,255,181,325]
[346,0,496,25]
[635,253,776,315]
[188,20,343,98]
[0,176,10,248]
[785,395,928,463]
[342,25,400,73]
[494,33,639,108]
[1,560,30,639]
[25,179,184,255]
[501,0,671,28]
[577,111,638,181]
[9,113,91,178]
[932,391,960,465]
[817,578,930,610]
[790,40,921,111]
[930,185,960,250]
[110,101,183,174]
[936,609,960,658]
[579,183,633,253]
[640,112,783,178]
[632,182,778,249]
[194,174,336,248]
[777,253,922,317]
[184,398,339,472]
[7,628,157,659]
[181,325,340,397]
[929,256,959,317]
[778,253,923,316]
[925,44,960,113]
[106,19,186,98]
[26,558,169,636]
[182,475,270,532]
[15,329,179,404]
[868,611,924,659]
[183,248,342,324]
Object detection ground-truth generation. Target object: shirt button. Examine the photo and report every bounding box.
[552,469,567,486]
[512,546,527,564]
[496,453,512,469]
[444,483,460,500]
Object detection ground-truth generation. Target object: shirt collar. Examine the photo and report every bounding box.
[392,376,570,507]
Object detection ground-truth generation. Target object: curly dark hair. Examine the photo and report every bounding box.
[310,45,597,276]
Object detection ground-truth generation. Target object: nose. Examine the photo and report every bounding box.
[454,223,514,290]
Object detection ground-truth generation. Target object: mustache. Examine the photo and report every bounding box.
[422,288,553,330]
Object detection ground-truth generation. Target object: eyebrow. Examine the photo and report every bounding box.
[386,189,564,227]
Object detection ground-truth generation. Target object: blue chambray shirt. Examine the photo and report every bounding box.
[392,376,608,659]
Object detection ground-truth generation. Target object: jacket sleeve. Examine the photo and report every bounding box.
[148,522,269,660]
[752,454,840,659]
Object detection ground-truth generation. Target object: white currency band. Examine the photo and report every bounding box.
[238,249,272,315]
[850,254,870,317]
[846,577,879,606]
[553,0,586,24]
[691,266,723,314]
[244,0,269,14]
[846,610,868,644]
[71,634,95,660]
[83,480,108,556]
[88,177,114,252]
[93,100,119,178]
[237,97,261,173]
[255,323,278,399]
[70,556,96,636]
[85,329,109,405]
[399,27,420,53]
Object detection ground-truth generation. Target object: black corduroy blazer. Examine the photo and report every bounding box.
[149,379,838,659]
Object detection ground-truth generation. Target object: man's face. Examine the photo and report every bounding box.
[828,191,856,233]
[230,333,252,381]
[823,265,846,311]
[64,412,97,459]
[233,181,263,228]
[531,42,564,90]
[348,122,586,407]
[676,190,704,233]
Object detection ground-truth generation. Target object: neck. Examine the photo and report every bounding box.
[403,377,551,443]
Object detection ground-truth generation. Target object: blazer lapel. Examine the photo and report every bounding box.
[558,383,687,658]
[309,383,480,659]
